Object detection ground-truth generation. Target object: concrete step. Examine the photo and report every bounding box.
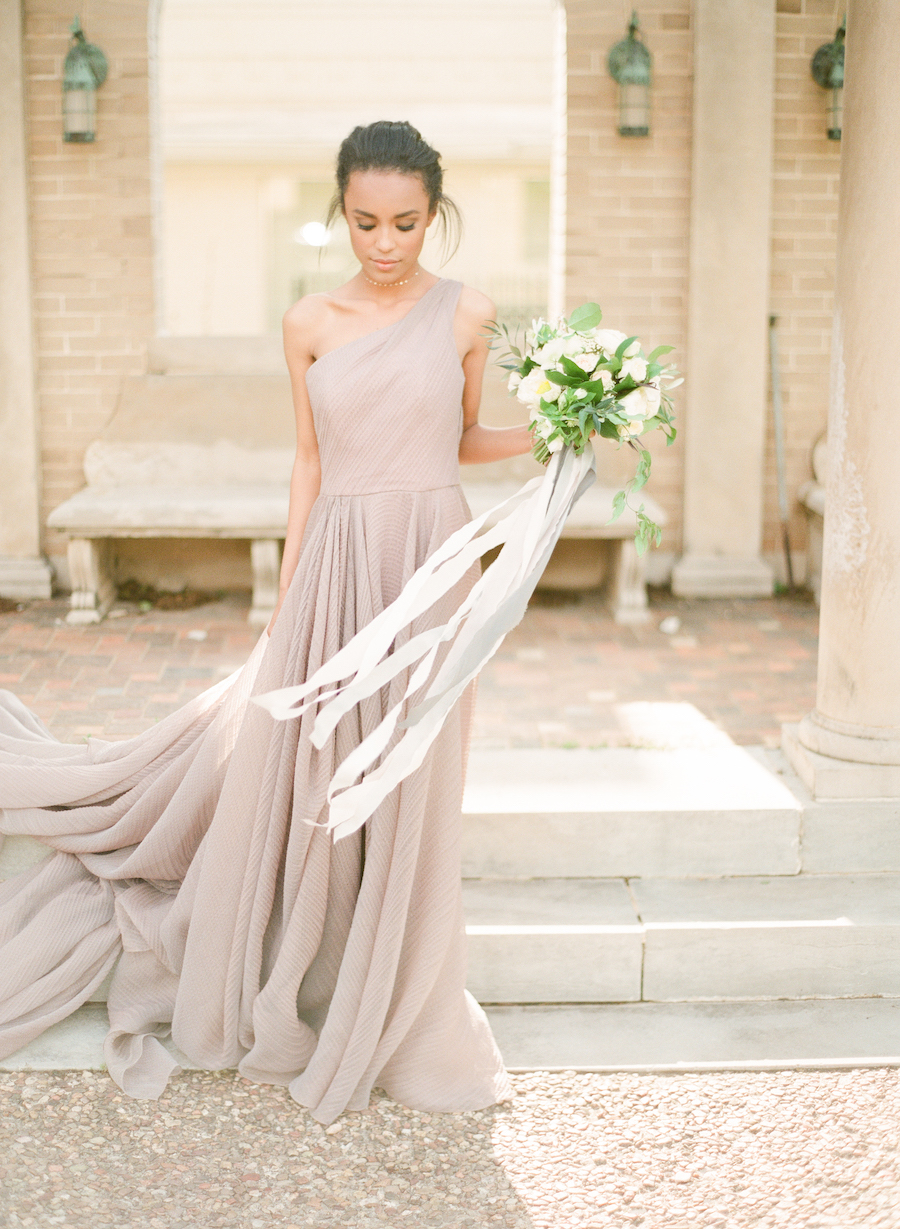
[4,999,898,1075]
[462,745,803,879]
[462,873,900,1003]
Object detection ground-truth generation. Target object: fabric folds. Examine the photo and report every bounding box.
[0,279,515,1122]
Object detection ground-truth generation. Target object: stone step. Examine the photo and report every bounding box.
[462,746,803,879]
[4,999,899,1075]
[462,746,900,878]
[461,873,900,1003]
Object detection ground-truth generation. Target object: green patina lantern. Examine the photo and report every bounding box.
[607,11,652,138]
[62,17,108,143]
[810,16,845,141]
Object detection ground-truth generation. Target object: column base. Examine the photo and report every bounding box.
[671,554,774,598]
[782,723,900,799]
[0,555,53,600]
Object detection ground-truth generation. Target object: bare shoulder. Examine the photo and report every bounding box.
[283,292,331,339]
[456,283,496,329]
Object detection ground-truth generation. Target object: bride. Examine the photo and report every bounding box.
[0,120,535,1125]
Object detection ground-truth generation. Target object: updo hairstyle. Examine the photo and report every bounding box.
[326,120,462,261]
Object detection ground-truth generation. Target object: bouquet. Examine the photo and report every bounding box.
[488,302,680,555]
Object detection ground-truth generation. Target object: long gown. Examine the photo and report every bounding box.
[0,277,514,1125]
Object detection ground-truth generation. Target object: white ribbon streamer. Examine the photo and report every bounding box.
[253,446,596,841]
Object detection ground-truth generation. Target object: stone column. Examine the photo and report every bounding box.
[0,0,51,599]
[783,0,900,798]
[671,0,775,598]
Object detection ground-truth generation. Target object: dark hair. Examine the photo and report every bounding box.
[325,120,462,261]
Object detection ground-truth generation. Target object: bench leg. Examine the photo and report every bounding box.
[607,539,651,625]
[249,539,282,628]
[66,538,116,624]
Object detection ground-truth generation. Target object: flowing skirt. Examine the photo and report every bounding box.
[0,486,512,1124]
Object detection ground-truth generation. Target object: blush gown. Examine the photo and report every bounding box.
[0,277,513,1125]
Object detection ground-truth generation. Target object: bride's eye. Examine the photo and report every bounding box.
[356,223,375,232]
[397,224,416,233]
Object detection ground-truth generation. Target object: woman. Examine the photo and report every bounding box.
[0,121,533,1125]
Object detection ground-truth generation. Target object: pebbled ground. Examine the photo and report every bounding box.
[1,1068,898,1228]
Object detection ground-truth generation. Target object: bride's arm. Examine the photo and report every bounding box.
[267,299,323,633]
[456,287,533,465]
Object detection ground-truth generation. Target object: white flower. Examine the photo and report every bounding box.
[619,356,648,383]
[578,351,601,373]
[547,434,564,453]
[535,338,567,365]
[592,328,628,355]
[562,335,588,358]
[508,371,522,393]
[623,339,641,358]
[617,421,646,439]
[517,368,560,409]
[598,369,615,392]
[617,383,661,423]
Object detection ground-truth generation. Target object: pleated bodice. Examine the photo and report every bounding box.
[307,278,465,497]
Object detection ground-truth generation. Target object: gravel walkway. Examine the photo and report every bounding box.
[2,1068,898,1227]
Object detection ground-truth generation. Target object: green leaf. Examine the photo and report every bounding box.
[615,335,640,359]
[559,354,587,378]
[581,377,614,395]
[569,302,603,331]
[608,489,627,523]
[632,448,652,491]
[646,344,674,363]
[598,420,620,440]
[545,370,580,387]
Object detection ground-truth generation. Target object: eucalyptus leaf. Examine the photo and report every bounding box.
[646,344,674,363]
[615,335,639,359]
[569,302,603,332]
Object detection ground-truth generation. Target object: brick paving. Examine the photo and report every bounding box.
[0,589,818,751]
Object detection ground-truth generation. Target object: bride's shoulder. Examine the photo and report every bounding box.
[455,283,496,329]
[282,291,343,357]
[283,292,334,334]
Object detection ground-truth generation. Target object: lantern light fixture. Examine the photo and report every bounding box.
[810,16,845,141]
[62,16,108,143]
[607,11,652,138]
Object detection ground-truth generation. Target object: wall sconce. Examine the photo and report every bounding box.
[810,16,845,141]
[607,11,652,137]
[62,16,108,143]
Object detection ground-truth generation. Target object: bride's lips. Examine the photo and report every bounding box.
[372,260,398,271]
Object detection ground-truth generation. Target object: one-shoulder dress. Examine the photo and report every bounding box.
[0,277,513,1125]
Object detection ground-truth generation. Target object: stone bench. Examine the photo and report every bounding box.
[463,481,665,624]
[48,338,664,627]
[48,366,296,628]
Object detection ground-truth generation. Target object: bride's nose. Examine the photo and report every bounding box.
[374,227,395,252]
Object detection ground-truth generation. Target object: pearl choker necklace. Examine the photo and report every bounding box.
[362,268,421,288]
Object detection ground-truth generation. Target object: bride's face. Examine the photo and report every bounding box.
[342,169,436,285]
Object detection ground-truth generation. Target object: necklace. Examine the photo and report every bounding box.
[362,268,421,288]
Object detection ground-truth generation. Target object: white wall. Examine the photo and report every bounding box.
[158,0,556,335]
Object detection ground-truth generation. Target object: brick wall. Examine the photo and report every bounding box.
[23,0,155,566]
[565,0,692,557]
[767,0,841,566]
[566,0,840,577]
